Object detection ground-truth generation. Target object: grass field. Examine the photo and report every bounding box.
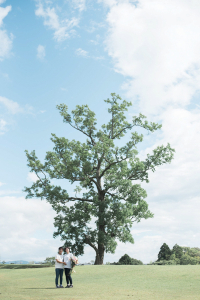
[0,265,200,300]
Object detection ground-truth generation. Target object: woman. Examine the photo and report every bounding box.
[63,247,73,288]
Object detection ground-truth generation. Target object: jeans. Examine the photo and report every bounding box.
[55,268,63,286]
[65,268,72,285]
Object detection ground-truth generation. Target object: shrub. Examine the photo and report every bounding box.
[118,254,143,265]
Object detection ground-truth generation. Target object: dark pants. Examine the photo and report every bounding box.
[65,268,72,285]
[55,268,63,286]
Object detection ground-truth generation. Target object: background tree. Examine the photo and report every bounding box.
[118,254,143,265]
[118,254,133,265]
[172,244,183,259]
[44,257,55,265]
[24,93,175,265]
[157,243,172,261]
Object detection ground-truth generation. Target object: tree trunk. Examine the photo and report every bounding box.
[94,246,104,265]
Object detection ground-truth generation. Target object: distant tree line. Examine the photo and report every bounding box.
[150,243,200,265]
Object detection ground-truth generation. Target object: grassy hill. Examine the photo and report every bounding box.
[0,265,200,300]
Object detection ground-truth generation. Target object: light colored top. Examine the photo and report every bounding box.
[55,254,64,269]
[63,253,73,268]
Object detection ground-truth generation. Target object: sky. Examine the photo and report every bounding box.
[0,0,200,264]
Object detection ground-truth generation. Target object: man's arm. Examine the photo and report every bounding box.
[56,259,63,264]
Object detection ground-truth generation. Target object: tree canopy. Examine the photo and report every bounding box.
[153,244,200,265]
[24,93,175,264]
[118,254,143,265]
[157,243,172,261]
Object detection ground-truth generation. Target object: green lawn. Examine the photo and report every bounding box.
[0,265,200,300]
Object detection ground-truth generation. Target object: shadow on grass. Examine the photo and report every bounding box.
[24,288,56,290]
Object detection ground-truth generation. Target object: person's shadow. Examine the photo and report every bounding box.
[24,288,56,289]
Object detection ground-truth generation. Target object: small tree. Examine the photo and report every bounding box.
[44,257,55,265]
[24,94,175,265]
[172,244,183,259]
[157,243,171,261]
[118,254,143,265]
[2,261,6,264]
[119,254,133,265]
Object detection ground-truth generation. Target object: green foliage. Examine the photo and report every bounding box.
[157,243,171,261]
[172,244,183,259]
[152,260,177,265]
[119,254,133,265]
[154,244,200,265]
[0,264,51,269]
[44,257,55,265]
[24,93,175,264]
[118,254,143,265]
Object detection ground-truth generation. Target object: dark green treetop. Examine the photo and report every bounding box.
[118,254,143,265]
[157,243,172,261]
[24,93,175,264]
[172,244,183,259]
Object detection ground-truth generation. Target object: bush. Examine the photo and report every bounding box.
[44,257,55,265]
[150,260,177,265]
[180,254,200,265]
[0,264,52,269]
[118,254,143,265]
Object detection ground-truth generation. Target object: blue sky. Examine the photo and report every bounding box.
[1,0,200,264]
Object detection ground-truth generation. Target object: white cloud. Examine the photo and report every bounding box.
[27,172,39,183]
[37,44,46,60]
[0,118,6,134]
[0,181,5,186]
[0,2,11,26]
[98,0,117,7]
[105,0,200,114]
[0,190,21,196]
[75,47,88,57]
[72,0,86,11]
[0,96,22,114]
[35,2,79,42]
[100,0,200,263]
[0,2,13,60]
[0,97,33,134]
[0,195,63,261]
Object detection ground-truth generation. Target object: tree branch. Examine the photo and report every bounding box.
[84,235,98,252]
[69,122,96,146]
[68,197,93,203]
[100,157,128,178]
[112,124,133,139]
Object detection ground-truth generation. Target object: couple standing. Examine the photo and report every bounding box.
[55,246,73,288]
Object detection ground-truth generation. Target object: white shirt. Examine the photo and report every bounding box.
[55,254,64,269]
[63,253,73,268]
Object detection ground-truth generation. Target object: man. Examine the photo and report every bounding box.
[63,247,73,288]
[55,246,64,288]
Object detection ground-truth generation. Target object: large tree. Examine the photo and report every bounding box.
[24,93,175,265]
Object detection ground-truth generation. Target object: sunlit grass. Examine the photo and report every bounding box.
[0,265,199,300]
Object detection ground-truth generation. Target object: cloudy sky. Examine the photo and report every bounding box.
[0,0,200,264]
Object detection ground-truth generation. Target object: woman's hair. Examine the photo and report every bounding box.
[65,247,70,251]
